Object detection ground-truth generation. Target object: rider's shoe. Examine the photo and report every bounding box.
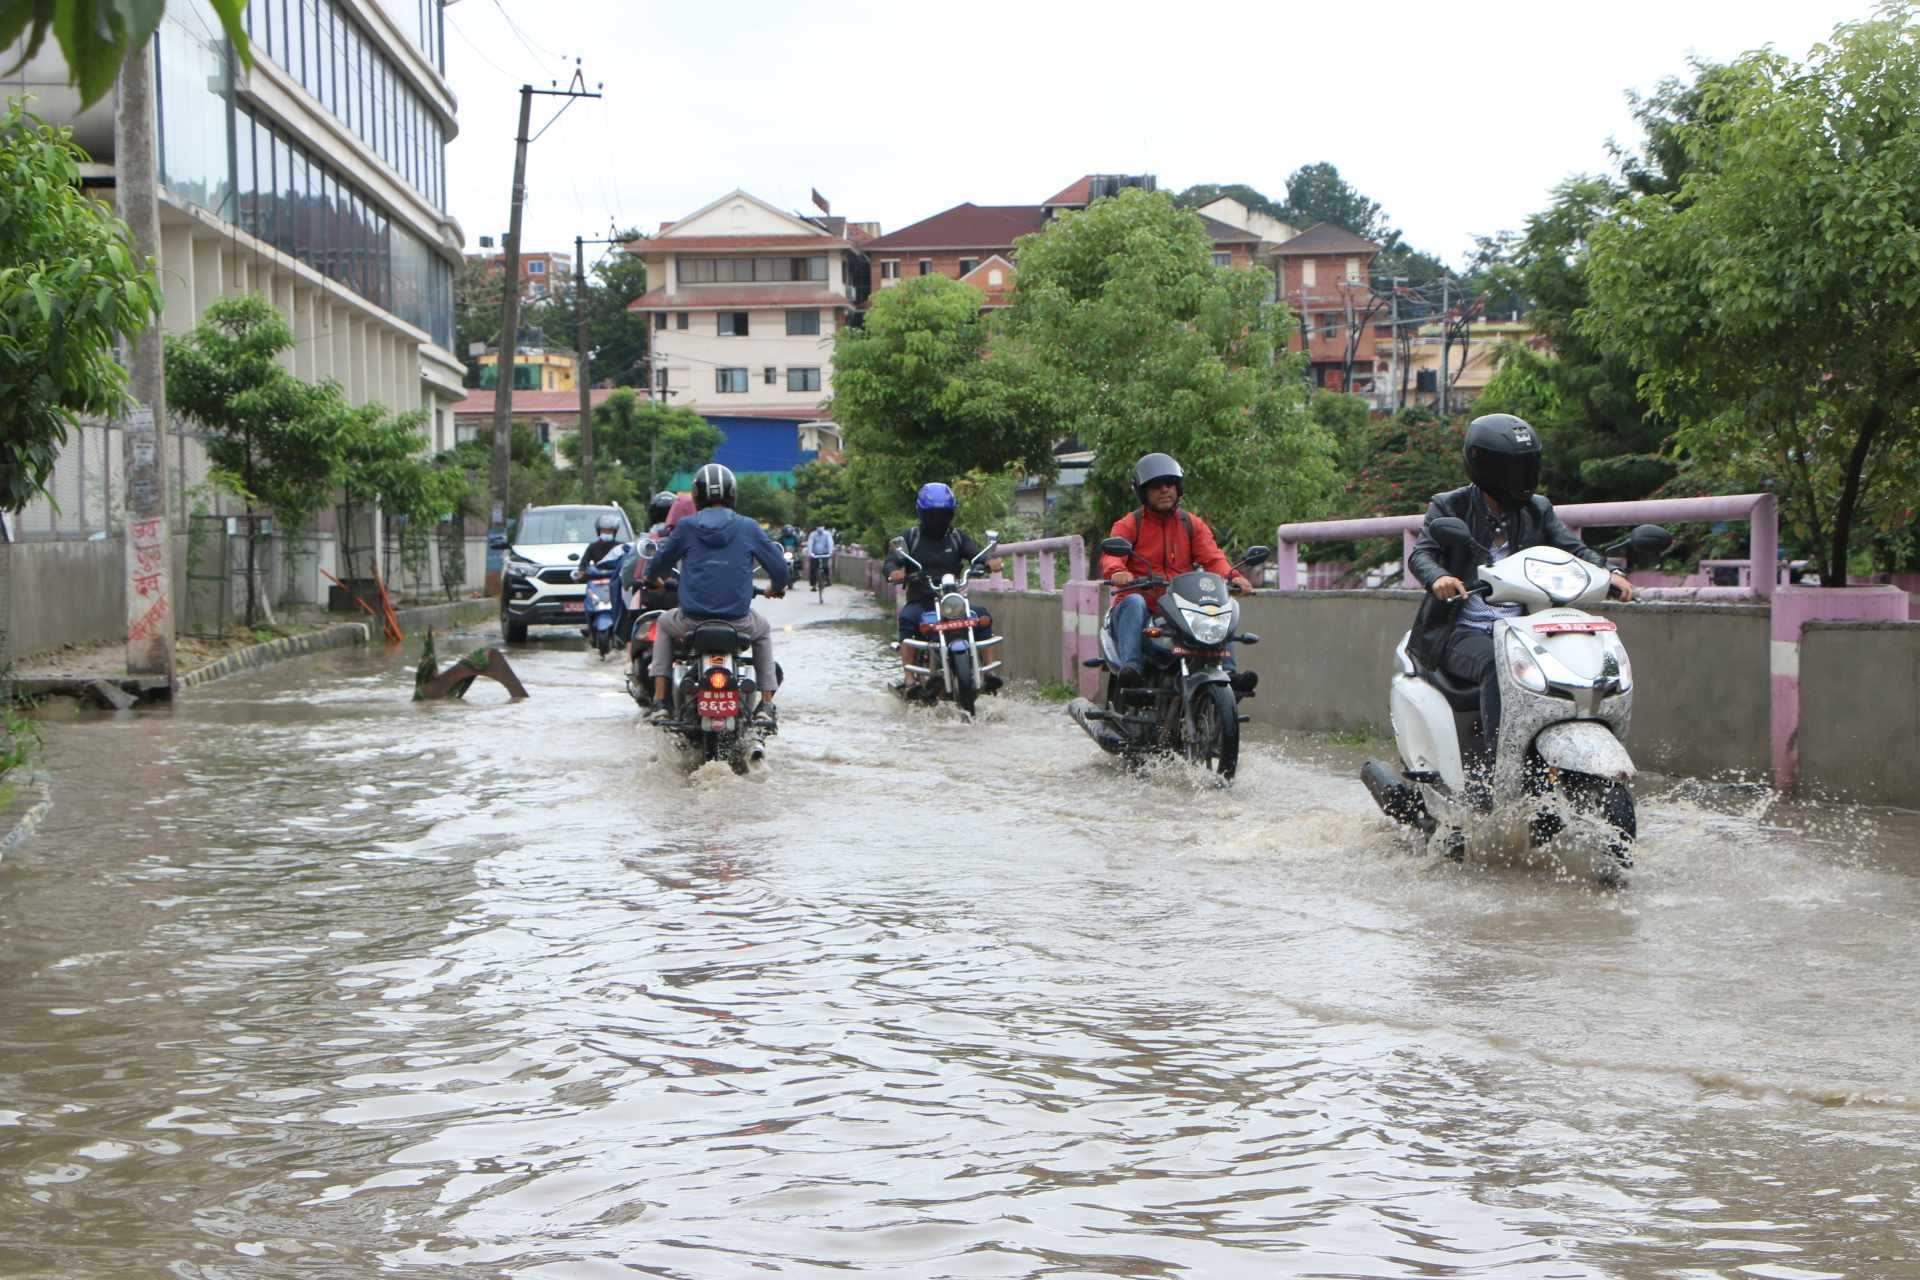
[982,672,1004,694]
[753,701,778,732]
[647,704,675,727]
[1229,670,1259,697]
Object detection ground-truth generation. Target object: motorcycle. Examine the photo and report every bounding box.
[890,531,1004,716]
[575,551,622,659]
[628,586,781,775]
[1068,537,1269,783]
[1360,517,1672,883]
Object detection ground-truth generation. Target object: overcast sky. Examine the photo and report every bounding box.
[441,0,1875,271]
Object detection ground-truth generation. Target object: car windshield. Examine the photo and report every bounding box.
[515,508,621,545]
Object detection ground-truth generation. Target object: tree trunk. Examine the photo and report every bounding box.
[1827,406,1885,589]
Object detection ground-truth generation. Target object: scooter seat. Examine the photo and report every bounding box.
[1420,667,1483,713]
[690,623,750,655]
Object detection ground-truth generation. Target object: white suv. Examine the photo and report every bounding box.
[496,504,634,643]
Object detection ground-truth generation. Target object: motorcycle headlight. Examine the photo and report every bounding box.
[1502,628,1549,694]
[1524,557,1594,603]
[1183,607,1233,645]
[1600,630,1633,693]
[939,592,968,621]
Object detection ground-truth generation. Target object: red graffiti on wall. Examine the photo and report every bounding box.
[128,595,170,643]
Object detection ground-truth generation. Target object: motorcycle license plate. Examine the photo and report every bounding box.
[696,692,740,718]
[928,618,975,632]
[1532,619,1615,635]
[563,600,584,613]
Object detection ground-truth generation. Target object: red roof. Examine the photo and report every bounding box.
[637,234,853,251]
[862,203,1049,251]
[700,406,836,421]
[451,388,629,417]
[1043,176,1094,206]
[628,286,857,312]
[1273,223,1383,255]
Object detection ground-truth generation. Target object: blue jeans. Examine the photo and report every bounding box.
[1107,592,1234,673]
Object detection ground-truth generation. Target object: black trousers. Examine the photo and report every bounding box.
[1440,627,1502,749]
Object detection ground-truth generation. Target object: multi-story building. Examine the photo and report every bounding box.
[476,347,577,392]
[625,189,867,428]
[1269,223,1383,390]
[859,175,1266,305]
[1,0,466,646]
[472,248,570,300]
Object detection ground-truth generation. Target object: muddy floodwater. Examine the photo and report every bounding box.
[3,588,1917,1277]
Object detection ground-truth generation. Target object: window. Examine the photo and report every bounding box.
[787,367,821,392]
[987,268,1004,286]
[1345,256,1360,282]
[716,368,748,393]
[526,259,545,275]
[786,309,820,336]
[918,258,933,276]
[718,311,749,337]
[1212,252,1232,267]
[655,366,669,395]
[654,312,667,331]
[958,258,979,276]
[1302,259,1317,287]
[675,312,689,330]
[764,366,777,385]
[879,260,900,280]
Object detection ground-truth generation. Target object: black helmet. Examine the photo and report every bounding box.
[692,463,737,510]
[647,490,677,525]
[1464,414,1542,509]
[1131,452,1184,505]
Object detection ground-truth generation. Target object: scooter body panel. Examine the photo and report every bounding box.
[1390,675,1466,792]
[1533,720,1635,783]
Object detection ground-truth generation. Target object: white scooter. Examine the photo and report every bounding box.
[1361,517,1671,883]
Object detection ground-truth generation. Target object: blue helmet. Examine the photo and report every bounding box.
[915,482,958,513]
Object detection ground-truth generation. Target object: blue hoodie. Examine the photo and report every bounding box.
[649,507,789,619]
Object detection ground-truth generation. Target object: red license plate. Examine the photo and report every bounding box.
[929,618,976,632]
[562,600,584,613]
[1532,619,1615,634]
[696,693,740,718]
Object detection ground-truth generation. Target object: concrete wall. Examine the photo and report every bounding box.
[1610,604,1770,778]
[1799,620,1920,804]
[970,590,1065,687]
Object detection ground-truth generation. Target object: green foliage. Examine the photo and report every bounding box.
[832,273,1060,502]
[734,473,793,526]
[1307,392,1373,470]
[0,99,163,511]
[1342,407,1463,519]
[453,255,503,386]
[1172,182,1291,222]
[165,294,339,531]
[1280,162,1394,244]
[0,694,37,789]
[564,389,719,492]
[1003,188,1339,549]
[0,1,249,108]
[1580,7,1920,585]
[792,460,852,530]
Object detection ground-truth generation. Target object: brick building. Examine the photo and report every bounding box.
[1269,223,1383,390]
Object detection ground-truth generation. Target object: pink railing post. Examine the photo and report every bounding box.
[1750,493,1778,599]
[1401,529,1418,588]
[1038,554,1056,593]
[1275,534,1300,590]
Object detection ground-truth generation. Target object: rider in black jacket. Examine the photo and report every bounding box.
[1406,415,1635,751]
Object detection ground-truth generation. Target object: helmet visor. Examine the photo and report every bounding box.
[1474,449,1540,502]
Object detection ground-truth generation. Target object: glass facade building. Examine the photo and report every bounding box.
[153,6,455,352]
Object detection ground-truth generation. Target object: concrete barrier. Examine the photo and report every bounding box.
[1798,619,1920,804]
[969,590,1065,688]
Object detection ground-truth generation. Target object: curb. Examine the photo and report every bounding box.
[178,622,371,690]
[0,769,53,862]
[392,598,498,636]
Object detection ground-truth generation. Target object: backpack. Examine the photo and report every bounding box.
[1127,507,1195,572]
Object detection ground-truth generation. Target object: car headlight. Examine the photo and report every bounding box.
[1524,557,1594,602]
[505,559,535,579]
[1502,628,1549,693]
[1183,607,1233,645]
[939,592,968,621]
[1600,630,1633,693]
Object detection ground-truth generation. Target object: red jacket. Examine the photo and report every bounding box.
[1100,506,1232,604]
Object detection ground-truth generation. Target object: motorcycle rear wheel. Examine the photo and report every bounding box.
[1184,683,1240,781]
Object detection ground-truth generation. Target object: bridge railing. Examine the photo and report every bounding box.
[1275,494,1780,600]
[982,535,1087,593]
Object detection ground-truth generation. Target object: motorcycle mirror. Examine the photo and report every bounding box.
[983,529,1000,545]
[1629,524,1674,558]
[888,536,907,552]
[1241,545,1272,566]
[1427,517,1474,549]
[1101,537,1134,558]
[638,537,659,558]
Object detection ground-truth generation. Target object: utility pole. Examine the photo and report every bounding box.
[115,37,175,686]
[486,65,602,591]
[1386,276,1407,413]
[1437,277,1451,416]
[573,231,627,501]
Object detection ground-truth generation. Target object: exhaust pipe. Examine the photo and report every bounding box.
[1068,698,1127,755]
[1362,759,1433,833]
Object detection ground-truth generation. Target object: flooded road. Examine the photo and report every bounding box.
[4,587,1917,1277]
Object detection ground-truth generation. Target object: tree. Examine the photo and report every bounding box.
[792,459,852,531]
[1281,162,1396,245]
[165,293,340,624]
[1002,188,1339,549]
[336,404,466,598]
[453,255,505,387]
[1,1,248,108]
[832,273,1059,490]
[1172,181,1290,222]
[565,389,720,493]
[734,473,794,527]
[1581,7,1920,586]
[0,100,163,513]
[578,236,651,387]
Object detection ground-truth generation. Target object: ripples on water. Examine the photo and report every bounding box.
[1,591,1916,1277]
